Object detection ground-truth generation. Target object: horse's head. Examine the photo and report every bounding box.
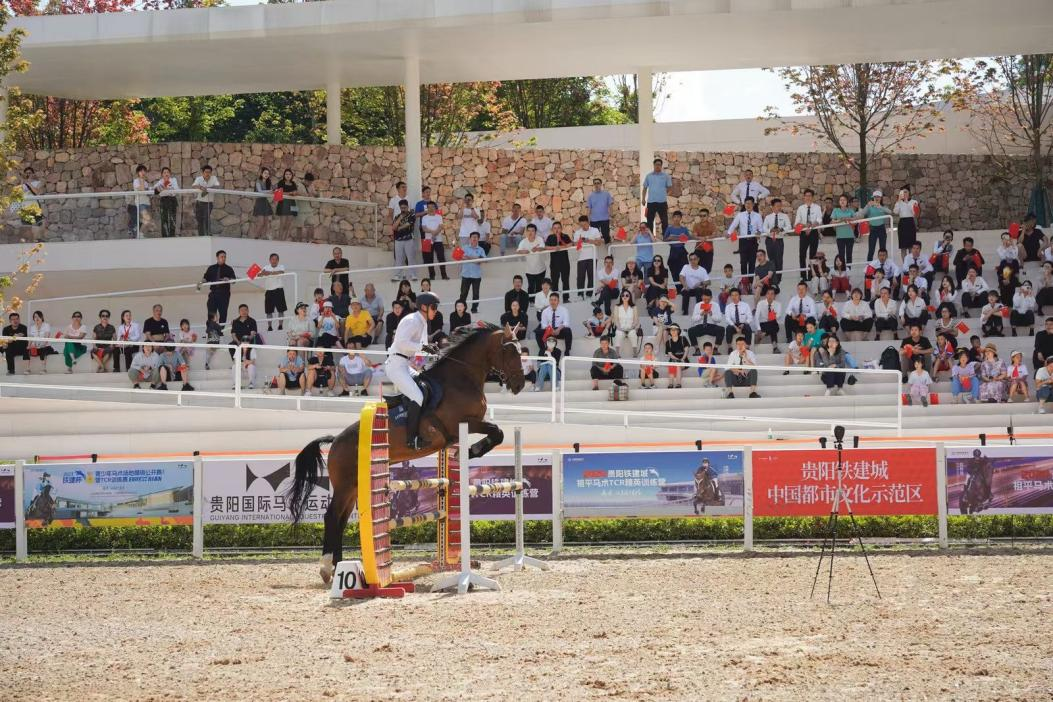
[491,325,526,394]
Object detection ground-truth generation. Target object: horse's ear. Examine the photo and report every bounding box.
[503,323,514,339]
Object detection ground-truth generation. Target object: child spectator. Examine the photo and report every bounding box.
[784,330,810,375]
[1035,356,1053,413]
[583,307,611,339]
[951,350,980,404]
[1007,350,1030,402]
[802,318,823,366]
[204,310,223,370]
[932,332,956,380]
[905,357,933,407]
[277,349,306,395]
[665,324,688,389]
[639,342,657,389]
[1011,282,1037,336]
[979,344,1008,403]
[980,290,1006,337]
[176,319,197,363]
[716,263,736,310]
[696,341,720,388]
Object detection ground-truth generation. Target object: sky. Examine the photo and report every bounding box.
[654,69,800,122]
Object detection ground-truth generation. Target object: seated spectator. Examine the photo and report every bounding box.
[500,299,529,340]
[723,288,753,354]
[644,255,669,306]
[1037,262,1053,314]
[176,319,197,365]
[752,286,781,352]
[899,285,929,334]
[865,248,900,301]
[808,253,831,297]
[449,299,472,334]
[287,303,315,348]
[1021,215,1047,262]
[649,296,674,350]
[784,330,810,374]
[900,324,933,380]
[91,309,116,373]
[620,259,645,305]
[158,346,193,392]
[951,350,980,404]
[815,334,849,396]
[665,323,688,389]
[870,269,891,301]
[595,256,620,315]
[611,290,641,356]
[583,306,610,339]
[305,349,335,397]
[384,300,406,349]
[328,280,352,318]
[361,283,385,345]
[905,356,934,407]
[128,343,161,389]
[995,232,1021,274]
[28,310,57,374]
[933,307,961,349]
[230,304,260,358]
[316,301,344,352]
[966,335,985,364]
[830,255,850,296]
[930,229,955,277]
[590,337,623,390]
[903,242,935,288]
[61,311,88,373]
[142,304,171,344]
[639,342,658,389]
[696,341,721,388]
[338,351,373,396]
[934,276,958,317]
[309,287,327,322]
[535,337,562,391]
[933,332,956,379]
[1035,356,1053,413]
[723,336,760,399]
[536,293,572,354]
[750,250,778,301]
[2,312,28,376]
[903,264,929,301]
[1007,349,1030,402]
[872,286,899,341]
[1011,282,1037,336]
[427,304,446,347]
[518,349,538,391]
[840,288,873,341]
[204,311,223,370]
[1034,317,1053,370]
[980,291,1007,337]
[688,289,725,353]
[802,318,823,366]
[678,252,709,316]
[817,290,840,337]
[783,281,817,344]
[393,279,416,314]
[233,344,258,390]
[998,264,1021,305]
[960,268,990,312]
[343,298,375,349]
[504,275,530,314]
[716,263,737,311]
[979,344,1008,403]
[277,349,307,395]
[952,236,984,284]
[534,279,555,317]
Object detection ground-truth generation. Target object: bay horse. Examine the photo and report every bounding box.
[287,323,527,584]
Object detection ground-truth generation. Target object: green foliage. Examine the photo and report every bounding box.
[495,78,630,130]
[139,95,241,142]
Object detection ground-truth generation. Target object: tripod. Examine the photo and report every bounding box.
[810,426,882,603]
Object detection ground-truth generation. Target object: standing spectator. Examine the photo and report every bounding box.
[663,210,691,283]
[641,158,672,235]
[795,189,823,277]
[274,169,298,241]
[305,349,335,396]
[361,283,385,344]
[61,311,88,373]
[392,199,418,282]
[762,198,790,276]
[154,166,179,238]
[980,291,1007,337]
[815,334,849,396]
[727,197,763,275]
[832,193,856,266]
[723,336,760,399]
[546,221,573,303]
[590,337,623,390]
[115,310,140,374]
[536,292,572,354]
[611,290,641,356]
[857,190,892,262]
[692,208,717,274]
[573,216,603,298]
[158,346,194,392]
[518,225,549,295]
[723,288,753,353]
[500,203,528,255]
[821,196,835,237]
[449,299,472,334]
[91,309,116,373]
[753,286,781,351]
[328,280,352,318]
[343,298,375,349]
[905,357,934,406]
[384,300,406,349]
[458,231,487,313]
[277,349,307,396]
[200,250,236,330]
[730,169,770,211]
[420,201,449,280]
[1011,282,1038,336]
[28,311,57,374]
[2,312,28,375]
[688,289,725,353]
[204,311,223,371]
[530,204,553,240]
[129,164,152,238]
[324,247,351,294]
[587,178,615,244]
[192,165,219,236]
[679,252,710,316]
[251,166,273,239]
[783,281,817,344]
[258,252,288,332]
[951,350,980,404]
[504,275,530,314]
[338,351,373,396]
[899,324,933,380]
[893,186,920,257]
[230,304,259,359]
[1007,350,1030,402]
[387,182,408,228]
[456,193,481,249]
[413,186,432,256]
[1035,356,1053,413]
[979,344,1008,403]
[128,344,161,389]
[142,304,170,344]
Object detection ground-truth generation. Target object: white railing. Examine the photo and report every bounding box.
[558,355,903,435]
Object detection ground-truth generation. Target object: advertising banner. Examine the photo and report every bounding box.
[22,461,194,528]
[946,445,1053,515]
[753,448,938,517]
[0,464,14,529]
[562,450,745,518]
[203,459,330,525]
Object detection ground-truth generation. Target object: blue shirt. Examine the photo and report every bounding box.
[634,233,654,266]
[282,355,305,380]
[664,225,689,251]
[643,171,672,203]
[587,190,614,221]
[460,244,487,278]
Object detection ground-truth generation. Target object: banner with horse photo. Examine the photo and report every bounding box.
[753,448,938,517]
[202,459,330,525]
[22,461,193,528]
[562,450,745,518]
[0,463,14,529]
[946,445,1053,515]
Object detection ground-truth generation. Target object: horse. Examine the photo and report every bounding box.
[959,473,989,514]
[286,323,527,584]
[692,467,725,515]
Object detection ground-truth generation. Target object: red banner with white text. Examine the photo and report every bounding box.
[753,448,938,516]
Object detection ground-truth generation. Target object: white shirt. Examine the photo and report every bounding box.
[691,301,724,325]
[1013,291,1038,314]
[724,300,753,327]
[28,322,52,349]
[458,207,481,240]
[534,290,552,309]
[795,203,823,228]
[840,300,873,320]
[517,236,548,276]
[259,263,286,291]
[530,216,553,239]
[117,321,143,343]
[390,312,429,357]
[680,264,709,290]
[726,211,764,239]
[501,214,528,237]
[573,226,603,261]
[730,180,770,205]
[902,252,934,276]
[192,174,220,203]
[763,212,791,236]
[868,257,901,279]
[597,266,619,291]
[785,294,817,319]
[154,176,179,197]
[133,177,151,206]
[981,302,1006,322]
[540,305,570,329]
[873,297,898,319]
[726,348,758,368]
[997,244,1019,262]
[904,276,929,294]
[421,213,443,242]
[893,199,918,219]
[387,195,404,220]
[899,297,927,320]
[961,277,990,295]
[340,354,369,375]
[1008,363,1029,380]
[754,299,782,326]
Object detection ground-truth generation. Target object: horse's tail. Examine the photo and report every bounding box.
[288,435,335,524]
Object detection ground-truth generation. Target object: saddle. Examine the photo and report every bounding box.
[385,375,444,428]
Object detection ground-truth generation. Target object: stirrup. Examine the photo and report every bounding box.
[406,436,424,450]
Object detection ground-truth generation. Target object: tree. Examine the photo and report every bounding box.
[947,55,1052,224]
[609,73,670,123]
[496,78,628,129]
[138,95,241,142]
[763,62,943,197]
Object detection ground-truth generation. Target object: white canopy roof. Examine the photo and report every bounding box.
[13,0,1053,100]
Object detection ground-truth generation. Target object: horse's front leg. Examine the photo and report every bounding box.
[466,417,504,459]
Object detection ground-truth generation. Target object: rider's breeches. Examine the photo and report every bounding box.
[384,354,423,405]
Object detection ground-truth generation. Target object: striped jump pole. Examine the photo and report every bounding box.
[494,426,550,574]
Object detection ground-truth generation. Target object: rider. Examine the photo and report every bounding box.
[385,292,441,450]
[36,471,51,499]
[693,459,720,513]
[966,448,995,504]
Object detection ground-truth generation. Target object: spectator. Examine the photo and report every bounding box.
[998,263,1022,307]
[688,289,725,353]
[530,204,553,240]
[865,248,901,301]
[815,334,849,396]
[727,197,763,275]
[586,178,614,244]
[611,290,641,356]
[784,330,809,374]
[234,344,259,390]
[951,350,980,404]
[251,166,274,239]
[28,310,57,374]
[696,340,721,388]
[129,164,152,238]
[316,301,343,355]
[392,199,418,282]
[633,221,657,276]
[893,186,920,257]
[831,193,856,265]
[324,247,351,294]
[1007,350,1030,402]
[1033,317,1053,370]
[573,216,603,298]
[716,263,738,311]
[1035,356,1053,413]
[175,318,197,360]
[204,311,224,370]
[546,221,573,302]
[678,252,709,316]
[620,259,645,305]
[723,336,760,399]
[386,181,408,229]
[665,323,688,389]
[590,337,623,390]
[723,288,753,354]
[192,164,219,236]
[91,309,116,373]
[328,280,352,318]
[200,250,235,330]
[1038,262,1053,313]
[815,290,839,337]
[274,169,298,241]
[903,265,929,302]
[692,208,717,273]
[500,203,528,255]
[663,210,691,282]
[802,318,823,365]
[762,198,790,276]
[1011,282,1037,336]
[419,200,449,281]
[230,304,259,360]
[784,281,817,343]
[838,288,873,341]
[903,241,935,289]
[536,292,572,354]
[996,232,1022,274]
[535,336,561,391]
[873,286,899,341]
[933,333,956,379]
[343,298,375,349]
[953,237,985,284]
[966,335,985,364]
[808,252,831,297]
[649,296,674,351]
[2,312,28,375]
[456,193,481,249]
[730,168,770,211]
[753,286,781,352]
[934,307,961,349]
[519,349,538,391]
[154,166,178,238]
[858,190,892,262]
[645,255,669,306]
[899,284,929,332]
[795,189,823,276]
[900,324,933,380]
[277,349,307,395]
[960,268,990,313]
[821,196,835,236]
[931,229,955,278]
[980,290,1007,337]
[905,356,933,407]
[979,344,1008,403]
[517,225,548,295]
[114,310,141,374]
[158,346,194,392]
[934,276,959,317]
[59,311,88,373]
[305,349,335,396]
[502,275,530,315]
[583,306,610,339]
[298,173,319,243]
[458,231,487,313]
[639,342,658,389]
[413,185,431,247]
[533,279,554,316]
[642,157,672,234]
[128,344,161,389]
[426,299,446,346]
[338,351,373,396]
[449,300,472,334]
[384,300,406,349]
[360,283,385,344]
[1021,215,1047,263]
[500,300,529,341]
[285,303,313,348]
[751,249,778,301]
[258,252,288,332]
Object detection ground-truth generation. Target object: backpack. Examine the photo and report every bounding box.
[879,346,900,372]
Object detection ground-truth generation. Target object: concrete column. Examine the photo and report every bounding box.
[404,57,423,205]
[637,69,654,211]
[326,79,341,146]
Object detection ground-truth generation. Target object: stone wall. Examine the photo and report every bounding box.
[13,142,1045,247]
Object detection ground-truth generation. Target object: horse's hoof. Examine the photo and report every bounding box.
[319,554,334,585]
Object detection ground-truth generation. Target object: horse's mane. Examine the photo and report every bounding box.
[424,322,498,371]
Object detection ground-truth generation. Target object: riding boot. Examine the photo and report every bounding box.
[404,399,424,450]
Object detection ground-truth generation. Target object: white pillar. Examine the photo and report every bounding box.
[404,57,423,205]
[637,69,654,212]
[326,79,341,146]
